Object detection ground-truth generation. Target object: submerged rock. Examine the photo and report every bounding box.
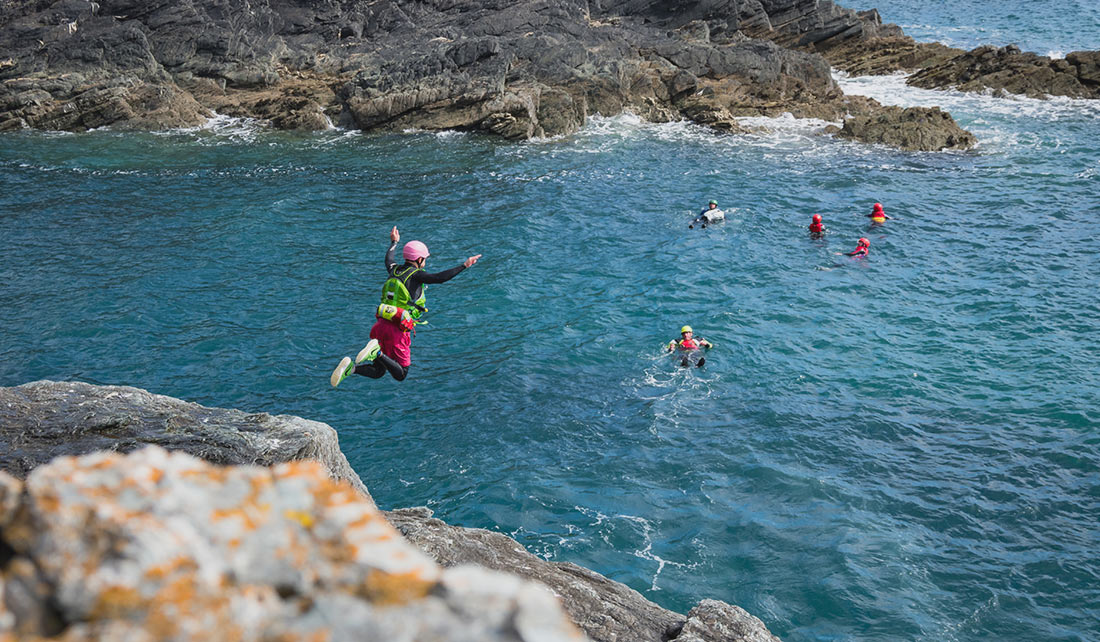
[0,446,586,641]
[907,45,1100,99]
[837,105,976,151]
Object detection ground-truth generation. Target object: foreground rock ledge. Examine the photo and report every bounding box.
[0,381,782,642]
[0,446,586,641]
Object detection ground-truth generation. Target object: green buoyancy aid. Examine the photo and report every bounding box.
[380,265,427,319]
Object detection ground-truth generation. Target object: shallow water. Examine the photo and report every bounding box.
[3,4,1100,641]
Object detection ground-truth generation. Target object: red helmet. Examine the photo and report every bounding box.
[872,202,883,212]
[858,237,870,246]
[812,214,822,223]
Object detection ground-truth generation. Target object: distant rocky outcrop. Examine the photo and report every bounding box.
[835,105,976,151]
[0,0,973,150]
[0,446,586,641]
[823,34,1100,101]
[0,380,783,642]
[908,45,1100,99]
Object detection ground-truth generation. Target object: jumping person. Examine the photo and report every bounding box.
[667,325,713,367]
[331,226,481,386]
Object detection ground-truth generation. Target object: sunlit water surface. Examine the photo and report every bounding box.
[2,4,1098,640]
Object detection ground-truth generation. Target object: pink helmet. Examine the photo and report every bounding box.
[812,214,822,223]
[872,202,884,212]
[858,237,870,246]
[403,240,430,261]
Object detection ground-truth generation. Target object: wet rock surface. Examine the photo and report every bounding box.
[0,446,586,641]
[0,0,968,149]
[908,45,1100,99]
[836,105,976,151]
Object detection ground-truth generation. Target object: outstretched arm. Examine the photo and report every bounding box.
[416,254,482,284]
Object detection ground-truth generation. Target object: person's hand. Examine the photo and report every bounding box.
[390,226,400,243]
[464,254,482,268]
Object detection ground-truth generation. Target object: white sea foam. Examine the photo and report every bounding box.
[835,71,1100,120]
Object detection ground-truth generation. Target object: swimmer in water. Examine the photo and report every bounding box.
[867,202,891,224]
[667,325,713,367]
[689,200,725,229]
[809,213,826,238]
[840,237,870,257]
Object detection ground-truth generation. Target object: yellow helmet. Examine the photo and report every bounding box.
[680,325,693,334]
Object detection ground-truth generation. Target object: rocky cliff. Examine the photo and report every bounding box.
[0,0,975,150]
[0,380,781,642]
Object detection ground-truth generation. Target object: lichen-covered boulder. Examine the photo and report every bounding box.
[0,447,587,641]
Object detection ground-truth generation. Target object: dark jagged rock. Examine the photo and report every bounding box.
[837,105,976,151]
[907,44,1100,99]
[0,0,972,149]
[0,380,784,642]
[0,380,371,502]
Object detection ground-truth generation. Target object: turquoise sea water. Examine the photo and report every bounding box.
[2,4,1099,641]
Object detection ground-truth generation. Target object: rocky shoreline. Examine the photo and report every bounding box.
[1,0,976,151]
[1,380,780,642]
[825,35,1100,99]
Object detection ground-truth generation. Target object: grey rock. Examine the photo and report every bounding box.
[0,382,783,642]
[0,448,588,641]
[837,105,976,151]
[0,380,371,503]
[387,507,689,642]
[0,0,957,145]
[672,600,780,642]
[908,44,1100,99]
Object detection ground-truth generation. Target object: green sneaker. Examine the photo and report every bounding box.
[355,339,381,365]
[330,356,354,388]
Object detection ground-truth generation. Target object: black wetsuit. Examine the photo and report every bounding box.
[354,242,467,381]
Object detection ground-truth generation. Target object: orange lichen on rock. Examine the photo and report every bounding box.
[361,569,436,606]
[1,446,588,642]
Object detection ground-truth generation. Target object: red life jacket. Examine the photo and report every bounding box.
[809,222,824,233]
[679,338,699,350]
